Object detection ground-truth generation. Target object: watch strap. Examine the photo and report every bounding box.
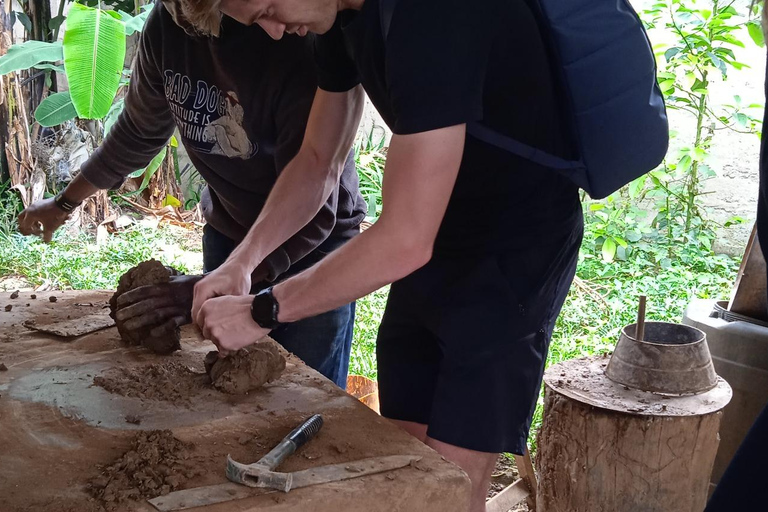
[250,286,281,330]
[54,191,82,213]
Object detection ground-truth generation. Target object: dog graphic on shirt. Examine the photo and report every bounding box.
[201,91,257,159]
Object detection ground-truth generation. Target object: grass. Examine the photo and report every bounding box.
[0,223,203,290]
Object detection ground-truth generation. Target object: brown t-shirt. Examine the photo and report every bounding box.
[80,2,366,281]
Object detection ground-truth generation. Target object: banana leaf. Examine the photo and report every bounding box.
[0,40,63,75]
[63,3,126,119]
[35,91,78,127]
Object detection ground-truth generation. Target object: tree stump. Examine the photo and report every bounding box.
[536,357,731,512]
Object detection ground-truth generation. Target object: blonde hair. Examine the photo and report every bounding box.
[164,0,223,37]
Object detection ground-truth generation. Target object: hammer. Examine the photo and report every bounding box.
[226,414,323,491]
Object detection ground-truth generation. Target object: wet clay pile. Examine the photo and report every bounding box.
[205,336,286,394]
[93,361,206,402]
[109,259,181,354]
[88,430,203,510]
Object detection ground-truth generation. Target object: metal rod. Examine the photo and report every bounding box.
[636,295,647,341]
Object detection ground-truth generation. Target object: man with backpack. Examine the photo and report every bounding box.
[187,0,666,508]
[16,0,367,389]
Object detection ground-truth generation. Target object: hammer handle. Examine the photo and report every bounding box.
[258,414,324,470]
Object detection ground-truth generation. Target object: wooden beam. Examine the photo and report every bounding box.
[486,479,530,512]
[728,223,768,321]
[515,451,537,510]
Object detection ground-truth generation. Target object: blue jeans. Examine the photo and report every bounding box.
[202,224,354,388]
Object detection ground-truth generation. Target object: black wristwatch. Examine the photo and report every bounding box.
[54,191,82,213]
[250,287,282,329]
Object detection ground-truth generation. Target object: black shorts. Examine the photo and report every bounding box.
[376,219,583,454]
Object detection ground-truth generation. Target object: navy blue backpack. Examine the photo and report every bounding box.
[380,0,669,199]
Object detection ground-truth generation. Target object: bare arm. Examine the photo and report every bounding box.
[191,85,365,322]
[197,125,466,350]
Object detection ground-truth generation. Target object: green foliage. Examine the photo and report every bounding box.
[0,224,201,290]
[637,0,763,254]
[103,97,125,135]
[119,7,154,35]
[0,40,63,75]
[354,127,387,220]
[349,287,389,379]
[0,181,24,236]
[63,3,127,119]
[34,91,78,127]
[0,3,154,130]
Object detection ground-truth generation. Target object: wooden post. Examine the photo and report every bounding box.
[728,223,767,321]
[486,450,537,512]
[536,358,730,512]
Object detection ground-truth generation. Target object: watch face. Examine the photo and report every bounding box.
[251,291,277,328]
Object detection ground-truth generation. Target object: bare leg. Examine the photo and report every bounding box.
[388,419,428,443]
[427,436,497,512]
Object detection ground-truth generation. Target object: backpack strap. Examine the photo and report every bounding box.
[379,0,397,41]
[466,123,581,171]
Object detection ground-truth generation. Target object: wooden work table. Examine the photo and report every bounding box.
[0,290,469,512]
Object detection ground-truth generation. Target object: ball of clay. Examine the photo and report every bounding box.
[208,337,286,394]
[109,259,181,354]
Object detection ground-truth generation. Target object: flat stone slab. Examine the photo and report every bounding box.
[0,291,469,512]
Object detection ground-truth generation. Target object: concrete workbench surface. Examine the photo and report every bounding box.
[0,290,470,512]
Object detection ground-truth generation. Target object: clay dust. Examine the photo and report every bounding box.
[206,337,286,394]
[88,430,204,510]
[93,361,208,402]
[109,259,181,354]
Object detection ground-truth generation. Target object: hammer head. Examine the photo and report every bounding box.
[226,455,293,492]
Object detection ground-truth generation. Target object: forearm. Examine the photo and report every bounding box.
[61,172,101,202]
[272,125,466,323]
[273,217,430,323]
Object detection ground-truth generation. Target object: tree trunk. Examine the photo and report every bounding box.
[0,0,13,183]
[536,377,724,512]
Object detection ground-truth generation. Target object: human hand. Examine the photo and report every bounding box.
[191,260,252,326]
[17,198,70,243]
[115,274,203,338]
[198,294,271,352]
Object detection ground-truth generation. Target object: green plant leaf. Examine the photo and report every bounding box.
[163,194,181,208]
[32,63,65,73]
[103,98,125,136]
[34,91,78,127]
[664,47,681,61]
[602,238,617,263]
[63,3,127,119]
[0,40,63,75]
[129,146,167,185]
[119,4,154,35]
[49,14,66,33]
[16,12,32,33]
[748,21,765,48]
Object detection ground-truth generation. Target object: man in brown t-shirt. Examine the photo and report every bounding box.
[17,0,367,388]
